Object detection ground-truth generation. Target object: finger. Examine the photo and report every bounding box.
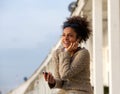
[71,43,76,50]
[47,72,52,80]
[76,41,79,45]
[68,43,72,49]
[47,73,54,83]
[43,73,48,81]
[47,72,51,81]
[67,43,73,52]
[73,42,78,50]
[47,73,51,81]
[49,73,55,84]
[49,74,53,83]
[51,77,55,84]
[72,42,76,48]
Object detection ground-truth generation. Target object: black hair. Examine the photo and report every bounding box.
[62,16,92,42]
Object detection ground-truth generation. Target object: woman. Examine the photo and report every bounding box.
[43,16,93,94]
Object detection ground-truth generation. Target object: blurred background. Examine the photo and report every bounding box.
[0,0,74,94]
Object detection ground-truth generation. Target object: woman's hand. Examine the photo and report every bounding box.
[66,41,79,55]
[43,72,56,84]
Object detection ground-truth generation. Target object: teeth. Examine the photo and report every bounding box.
[64,43,69,44]
[63,41,70,45]
[64,42,69,43]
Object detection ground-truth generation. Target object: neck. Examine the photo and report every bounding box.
[68,47,80,56]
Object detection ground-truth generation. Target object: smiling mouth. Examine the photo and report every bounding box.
[63,42,69,45]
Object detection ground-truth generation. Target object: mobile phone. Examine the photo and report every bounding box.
[42,71,48,75]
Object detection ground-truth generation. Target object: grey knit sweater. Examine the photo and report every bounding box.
[49,47,93,93]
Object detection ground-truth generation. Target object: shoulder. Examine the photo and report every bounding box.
[52,48,64,56]
[76,47,90,57]
[81,47,89,53]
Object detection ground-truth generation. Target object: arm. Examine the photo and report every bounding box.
[49,50,64,89]
[59,49,90,79]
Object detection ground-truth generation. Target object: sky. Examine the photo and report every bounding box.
[0,0,75,94]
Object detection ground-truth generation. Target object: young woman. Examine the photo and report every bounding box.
[43,16,93,94]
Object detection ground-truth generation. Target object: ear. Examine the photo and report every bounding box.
[76,38,80,43]
[77,37,82,43]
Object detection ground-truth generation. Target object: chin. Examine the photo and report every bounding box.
[63,45,69,48]
[62,43,70,48]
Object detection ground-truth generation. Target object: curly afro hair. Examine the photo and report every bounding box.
[62,16,92,43]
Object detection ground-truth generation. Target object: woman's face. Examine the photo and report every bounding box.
[61,27,77,48]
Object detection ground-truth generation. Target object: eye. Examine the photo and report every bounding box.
[61,34,65,37]
[68,34,73,37]
[61,33,74,38]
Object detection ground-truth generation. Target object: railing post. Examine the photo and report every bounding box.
[92,0,103,94]
[108,0,120,94]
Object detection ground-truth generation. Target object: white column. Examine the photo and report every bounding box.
[92,0,103,94]
[108,0,120,94]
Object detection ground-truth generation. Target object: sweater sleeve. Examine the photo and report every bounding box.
[59,49,90,80]
[48,50,64,89]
